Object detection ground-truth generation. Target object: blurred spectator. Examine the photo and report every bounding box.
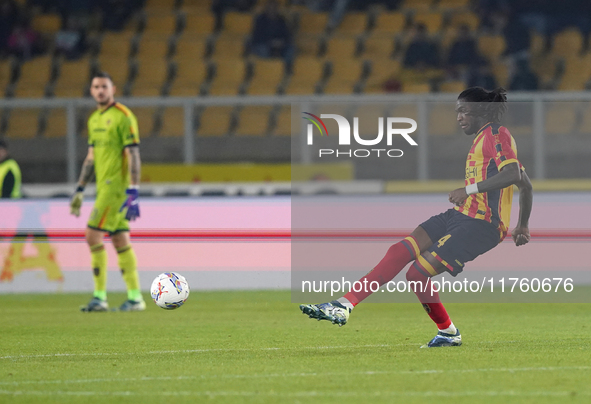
[466,63,498,89]
[0,0,19,56]
[7,22,45,60]
[251,1,294,64]
[212,0,257,30]
[55,16,87,60]
[0,139,21,199]
[509,59,538,91]
[503,12,530,59]
[403,24,440,69]
[447,25,478,67]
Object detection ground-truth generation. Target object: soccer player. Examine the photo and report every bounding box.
[70,71,144,312]
[300,87,533,347]
[0,139,22,198]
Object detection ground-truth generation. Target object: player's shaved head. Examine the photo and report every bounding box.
[90,72,116,107]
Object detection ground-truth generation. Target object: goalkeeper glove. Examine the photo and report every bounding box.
[120,187,140,221]
[70,185,84,217]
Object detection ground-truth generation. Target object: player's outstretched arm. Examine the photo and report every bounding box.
[449,162,522,206]
[511,170,533,247]
[70,147,94,217]
[120,146,141,221]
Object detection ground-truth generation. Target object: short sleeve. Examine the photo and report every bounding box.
[87,120,94,146]
[485,126,520,171]
[120,112,140,147]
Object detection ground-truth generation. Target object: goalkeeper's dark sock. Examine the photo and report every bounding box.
[117,245,142,301]
[342,236,420,306]
[406,263,453,331]
[90,243,107,300]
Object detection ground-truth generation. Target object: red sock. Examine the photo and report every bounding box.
[343,236,420,306]
[406,263,451,330]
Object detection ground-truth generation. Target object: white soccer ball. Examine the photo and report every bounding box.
[150,272,190,310]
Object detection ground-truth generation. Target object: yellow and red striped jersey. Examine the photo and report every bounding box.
[455,122,523,241]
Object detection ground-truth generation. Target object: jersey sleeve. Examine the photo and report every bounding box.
[87,119,94,146]
[485,126,520,171]
[120,112,140,147]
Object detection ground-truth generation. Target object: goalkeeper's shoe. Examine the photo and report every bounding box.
[421,328,462,348]
[80,297,109,312]
[300,300,350,327]
[119,299,146,312]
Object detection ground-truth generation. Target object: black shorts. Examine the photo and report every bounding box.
[419,209,500,277]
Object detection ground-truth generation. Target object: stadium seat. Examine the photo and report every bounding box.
[174,35,207,60]
[449,12,479,30]
[428,103,460,135]
[159,107,185,137]
[439,80,464,93]
[31,14,61,33]
[324,35,358,59]
[334,12,368,35]
[197,106,234,136]
[223,12,253,35]
[297,11,329,35]
[529,31,545,55]
[283,57,326,94]
[552,29,584,58]
[361,35,395,61]
[135,34,171,63]
[544,104,577,135]
[100,32,135,59]
[559,54,591,91]
[145,0,175,11]
[131,60,170,96]
[207,59,247,95]
[246,59,285,95]
[372,12,407,35]
[183,12,216,36]
[477,35,505,62]
[212,34,245,58]
[402,81,431,93]
[143,14,179,34]
[322,59,364,94]
[234,106,273,136]
[363,59,401,93]
[295,34,321,57]
[13,56,53,98]
[53,57,92,97]
[490,61,508,87]
[401,0,433,11]
[272,106,293,136]
[530,53,559,88]
[5,109,41,138]
[169,59,209,96]
[180,0,211,14]
[132,107,159,136]
[412,12,443,34]
[97,56,130,88]
[43,109,67,138]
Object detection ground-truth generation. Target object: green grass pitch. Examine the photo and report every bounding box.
[1,291,590,404]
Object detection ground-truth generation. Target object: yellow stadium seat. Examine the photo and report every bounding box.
[97,56,130,88]
[401,0,432,11]
[298,12,328,35]
[44,109,67,138]
[212,34,245,58]
[159,107,185,137]
[402,81,431,93]
[145,0,175,11]
[6,109,41,138]
[428,104,460,135]
[284,57,326,94]
[234,106,272,136]
[558,54,591,91]
[197,106,234,136]
[132,107,158,136]
[295,34,321,57]
[373,12,406,35]
[477,35,505,62]
[174,35,207,60]
[100,32,134,59]
[32,14,61,33]
[334,12,368,35]
[439,80,465,93]
[325,35,358,60]
[183,13,216,36]
[363,59,401,93]
[223,12,253,34]
[135,34,170,63]
[247,59,285,95]
[272,106,293,136]
[53,57,91,97]
[131,60,169,96]
[361,35,395,61]
[14,56,53,98]
[413,12,444,34]
[529,31,545,55]
[169,59,208,96]
[530,53,559,87]
[544,104,577,135]
[143,14,178,35]
[449,12,479,30]
[323,59,364,94]
[207,59,247,95]
[491,61,508,87]
[552,29,584,58]
[438,0,470,9]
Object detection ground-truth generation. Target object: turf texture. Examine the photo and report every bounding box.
[0,291,590,404]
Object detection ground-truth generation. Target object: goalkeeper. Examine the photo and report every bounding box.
[71,71,144,312]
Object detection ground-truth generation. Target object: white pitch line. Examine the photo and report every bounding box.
[0,366,589,387]
[1,389,590,398]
